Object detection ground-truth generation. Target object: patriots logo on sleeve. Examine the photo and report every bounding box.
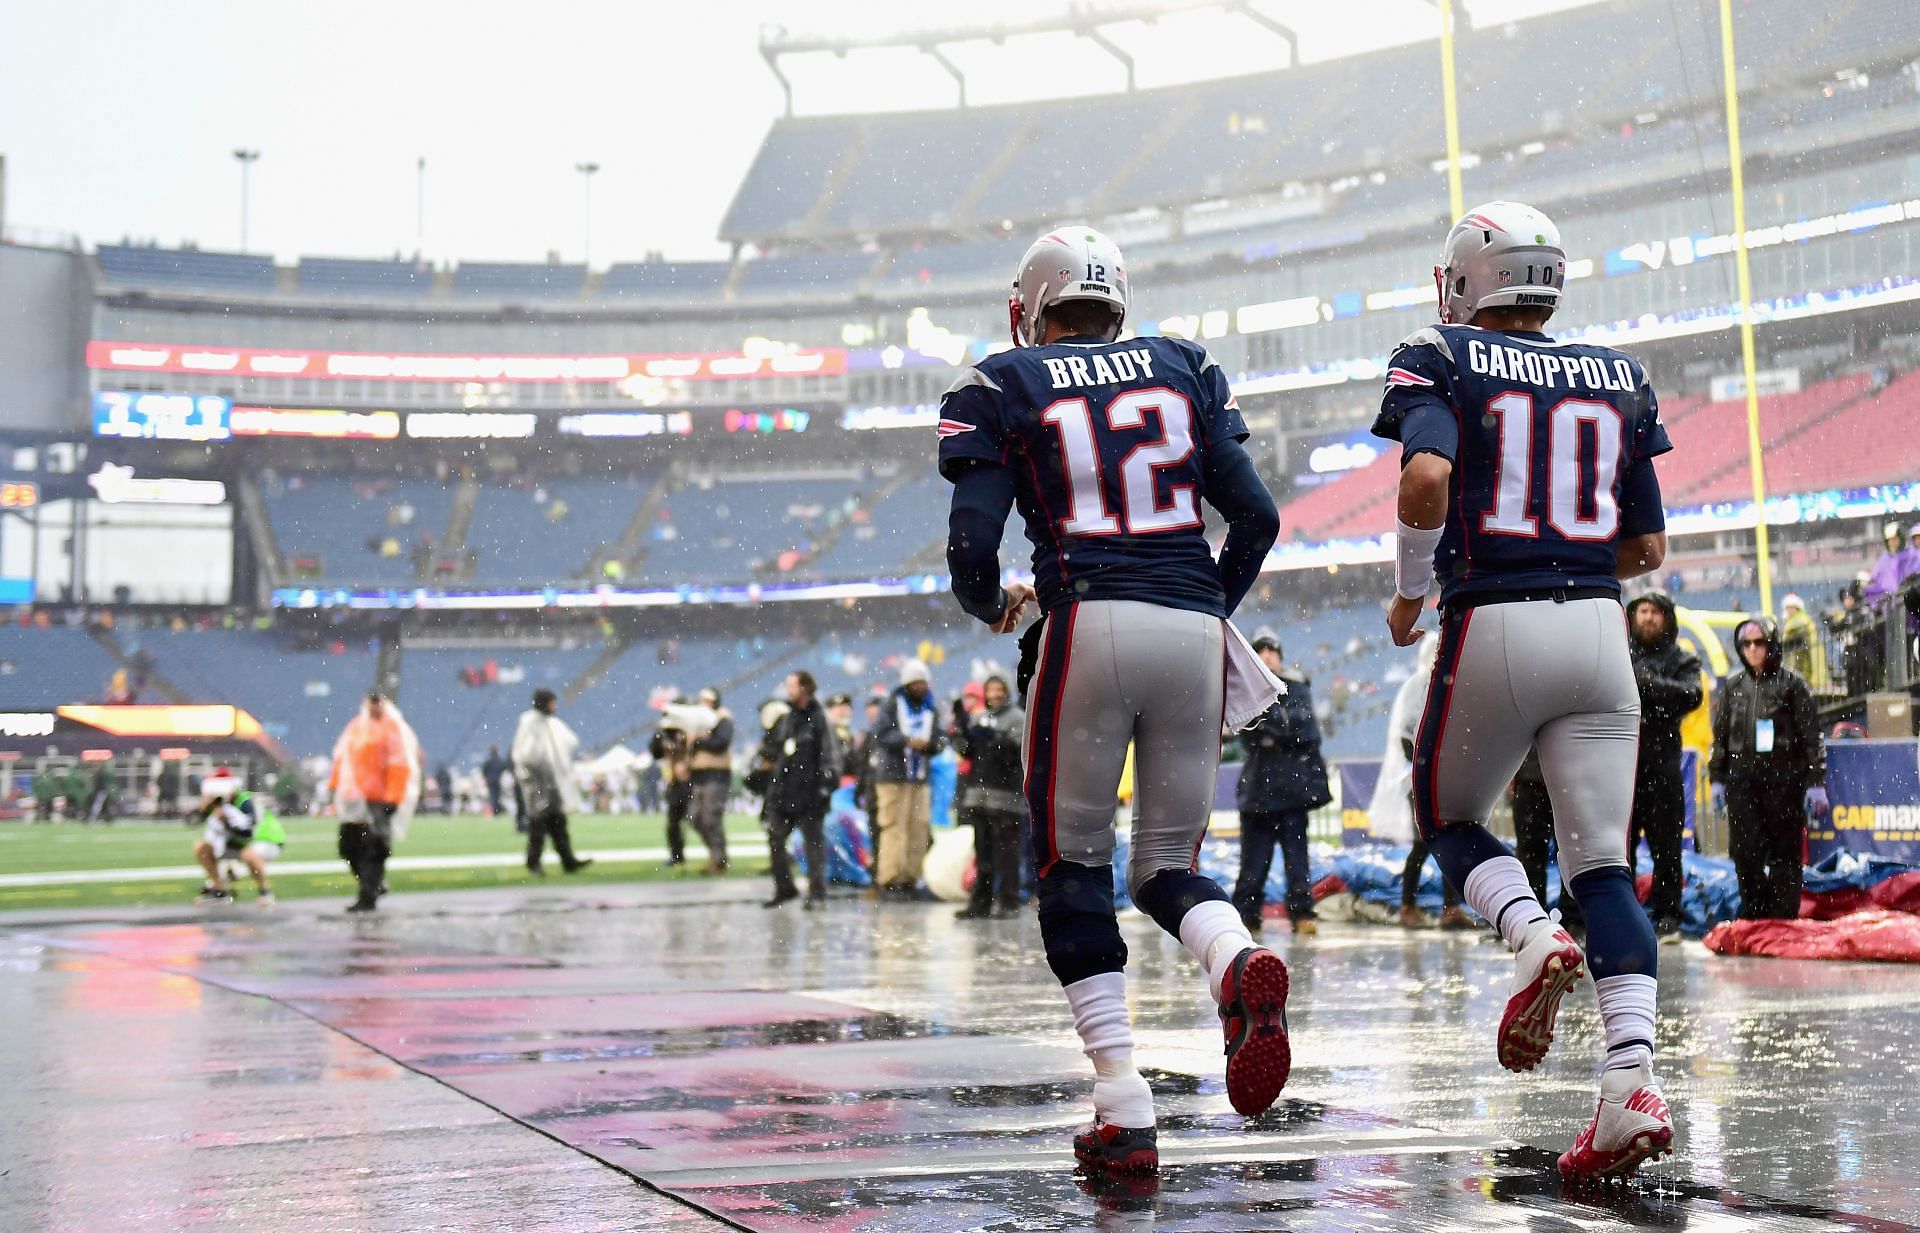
[936,418,977,438]
[1385,367,1435,389]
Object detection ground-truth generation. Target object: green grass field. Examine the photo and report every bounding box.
[0,812,769,913]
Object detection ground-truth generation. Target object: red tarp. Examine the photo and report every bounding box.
[1703,905,1920,962]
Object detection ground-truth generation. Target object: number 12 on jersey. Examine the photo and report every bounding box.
[1480,392,1622,541]
[1042,389,1201,536]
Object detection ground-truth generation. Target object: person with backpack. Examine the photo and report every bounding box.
[191,768,283,906]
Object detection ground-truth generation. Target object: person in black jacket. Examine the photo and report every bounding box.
[1230,631,1332,935]
[1709,616,1827,920]
[760,670,841,910]
[953,673,1027,920]
[1624,593,1703,938]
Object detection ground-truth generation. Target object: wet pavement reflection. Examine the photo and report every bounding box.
[4,881,1918,1231]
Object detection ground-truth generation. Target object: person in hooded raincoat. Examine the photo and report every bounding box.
[1710,617,1825,921]
[329,692,420,914]
[512,688,595,877]
[1623,593,1703,937]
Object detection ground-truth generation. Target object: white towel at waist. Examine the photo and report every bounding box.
[1223,620,1285,730]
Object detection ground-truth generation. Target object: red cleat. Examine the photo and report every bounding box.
[1218,946,1291,1116]
[1073,1120,1158,1174]
[1497,924,1585,1072]
[1558,1068,1675,1181]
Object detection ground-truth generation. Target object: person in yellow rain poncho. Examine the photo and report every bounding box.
[329,692,421,914]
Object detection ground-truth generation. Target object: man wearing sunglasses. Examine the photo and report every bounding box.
[1709,617,1826,920]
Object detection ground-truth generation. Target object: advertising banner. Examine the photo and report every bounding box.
[1812,739,1920,864]
[87,340,846,384]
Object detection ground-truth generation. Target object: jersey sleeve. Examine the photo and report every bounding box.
[936,367,1009,480]
[1372,329,1458,451]
[1185,342,1249,447]
[1629,364,1674,460]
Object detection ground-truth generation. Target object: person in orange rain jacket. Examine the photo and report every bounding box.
[329,691,420,914]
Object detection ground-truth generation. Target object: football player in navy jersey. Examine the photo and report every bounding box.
[1375,201,1676,1181]
[939,226,1286,1175]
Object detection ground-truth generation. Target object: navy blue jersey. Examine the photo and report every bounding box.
[937,335,1248,617]
[1371,324,1672,607]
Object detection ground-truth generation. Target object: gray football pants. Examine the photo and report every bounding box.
[1023,600,1226,896]
[1412,596,1639,879]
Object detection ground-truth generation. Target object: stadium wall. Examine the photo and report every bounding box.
[0,244,89,431]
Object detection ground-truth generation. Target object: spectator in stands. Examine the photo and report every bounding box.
[759,670,840,910]
[1711,617,1826,920]
[649,708,695,868]
[482,745,510,817]
[1229,631,1331,936]
[1625,593,1704,941]
[330,692,420,914]
[513,688,595,878]
[1778,593,1829,690]
[952,673,1026,921]
[871,659,945,897]
[687,688,734,876]
[1510,749,1583,936]
[1830,576,1882,696]
[1864,522,1912,605]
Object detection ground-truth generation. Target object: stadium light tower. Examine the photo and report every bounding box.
[232,148,260,253]
[576,161,601,268]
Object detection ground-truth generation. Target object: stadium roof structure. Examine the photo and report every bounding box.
[758,1,1299,111]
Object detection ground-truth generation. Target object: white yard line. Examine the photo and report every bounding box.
[0,842,771,888]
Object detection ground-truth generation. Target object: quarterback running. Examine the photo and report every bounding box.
[1375,201,1677,1180]
[939,226,1285,1175]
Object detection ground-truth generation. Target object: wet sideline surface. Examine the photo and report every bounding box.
[4,883,1918,1231]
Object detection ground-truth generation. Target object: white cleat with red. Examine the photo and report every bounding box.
[1497,921,1585,1072]
[1558,1066,1675,1181]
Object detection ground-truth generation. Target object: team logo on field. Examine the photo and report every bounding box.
[935,418,977,438]
[1385,367,1435,389]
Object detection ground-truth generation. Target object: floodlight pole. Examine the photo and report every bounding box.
[416,156,426,257]
[233,148,260,252]
[922,44,968,107]
[576,161,601,268]
[1718,0,1773,616]
[1435,1,1464,221]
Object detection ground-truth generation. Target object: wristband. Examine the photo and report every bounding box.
[1394,519,1444,600]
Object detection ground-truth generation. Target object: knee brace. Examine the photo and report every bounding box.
[1569,865,1657,980]
[1037,861,1127,987]
[1130,867,1230,940]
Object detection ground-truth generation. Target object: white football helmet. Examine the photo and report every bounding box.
[1009,225,1130,347]
[1435,201,1566,325]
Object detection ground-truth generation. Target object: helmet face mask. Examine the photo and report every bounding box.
[1010,225,1130,347]
[1435,201,1566,325]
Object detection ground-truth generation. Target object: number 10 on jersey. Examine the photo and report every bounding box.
[1042,389,1200,536]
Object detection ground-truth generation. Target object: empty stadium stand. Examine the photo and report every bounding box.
[640,475,865,585]
[96,245,278,294]
[451,261,587,299]
[0,626,130,705]
[264,474,457,587]
[600,260,731,302]
[463,476,653,586]
[297,257,434,297]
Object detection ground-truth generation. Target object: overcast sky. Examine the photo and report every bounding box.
[0,0,1597,266]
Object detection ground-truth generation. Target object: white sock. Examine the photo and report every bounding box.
[1593,973,1657,1078]
[1176,899,1255,1003]
[1460,856,1552,951]
[1063,971,1153,1128]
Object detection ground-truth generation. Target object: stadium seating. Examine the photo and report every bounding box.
[735,249,878,295]
[451,262,586,299]
[96,245,278,294]
[297,257,433,297]
[1712,370,1920,500]
[463,476,651,585]
[600,260,731,302]
[640,476,862,585]
[805,474,949,580]
[264,474,456,587]
[397,643,606,767]
[124,628,380,758]
[0,626,128,706]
